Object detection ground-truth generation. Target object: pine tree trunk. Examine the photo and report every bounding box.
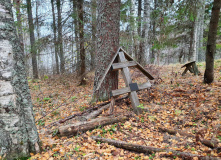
[129,0,136,57]
[137,0,142,62]
[26,0,38,79]
[150,0,158,64]
[137,0,142,37]
[56,0,65,73]
[13,0,24,53]
[204,0,221,83]
[51,0,60,74]
[73,0,80,72]
[90,0,96,70]
[0,1,40,159]
[93,0,120,101]
[188,24,194,61]
[78,0,86,79]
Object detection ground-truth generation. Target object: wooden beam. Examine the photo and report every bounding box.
[111,61,137,71]
[118,52,141,115]
[120,48,154,80]
[111,81,151,97]
[95,47,121,91]
[112,87,130,97]
[181,61,196,68]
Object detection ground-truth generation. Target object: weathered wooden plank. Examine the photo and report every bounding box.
[129,91,141,114]
[111,82,151,97]
[118,52,132,85]
[111,61,137,71]
[108,96,115,114]
[120,49,154,80]
[112,87,130,97]
[95,47,121,91]
[181,61,196,68]
[118,52,141,115]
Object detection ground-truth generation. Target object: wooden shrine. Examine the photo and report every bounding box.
[181,61,200,76]
[96,47,154,115]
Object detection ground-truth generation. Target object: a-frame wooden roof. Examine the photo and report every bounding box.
[95,47,154,91]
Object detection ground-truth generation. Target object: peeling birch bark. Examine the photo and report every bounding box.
[0,1,40,159]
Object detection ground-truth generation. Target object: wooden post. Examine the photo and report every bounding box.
[118,52,141,115]
[108,96,115,114]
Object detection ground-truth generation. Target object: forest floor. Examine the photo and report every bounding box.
[30,60,221,160]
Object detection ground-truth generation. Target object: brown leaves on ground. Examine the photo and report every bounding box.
[30,60,221,159]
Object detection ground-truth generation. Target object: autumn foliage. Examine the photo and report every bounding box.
[29,60,221,159]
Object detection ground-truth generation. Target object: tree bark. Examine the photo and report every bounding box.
[51,0,60,74]
[0,1,40,159]
[140,0,150,65]
[90,0,96,70]
[13,0,24,53]
[192,9,199,61]
[56,0,65,73]
[58,115,129,137]
[77,0,86,81]
[204,0,221,83]
[73,0,80,72]
[150,0,158,64]
[91,136,220,160]
[198,0,206,62]
[93,0,120,101]
[26,0,38,79]
[136,0,142,62]
[137,0,142,37]
[188,23,195,61]
[129,0,136,57]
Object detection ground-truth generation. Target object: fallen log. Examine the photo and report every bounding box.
[54,95,129,124]
[58,114,130,137]
[158,127,194,137]
[91,136,220,160]
[80,104,110,121]
[159,127,219,149]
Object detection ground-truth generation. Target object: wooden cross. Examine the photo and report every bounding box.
[96,47,154,115]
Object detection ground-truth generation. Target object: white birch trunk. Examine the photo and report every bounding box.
[0,1,40,159]
[198,0,206,61]
[192,11,199,61]
[141,0,151,64]
[193,1,205,62]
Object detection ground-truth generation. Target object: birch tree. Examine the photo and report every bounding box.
[0,0,40,159]
[140,0,150,65]
[198,0,206,61]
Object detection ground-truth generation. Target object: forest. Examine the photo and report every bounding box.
[0,0,220,159]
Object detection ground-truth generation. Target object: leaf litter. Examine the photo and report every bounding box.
[30,60,221,159]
